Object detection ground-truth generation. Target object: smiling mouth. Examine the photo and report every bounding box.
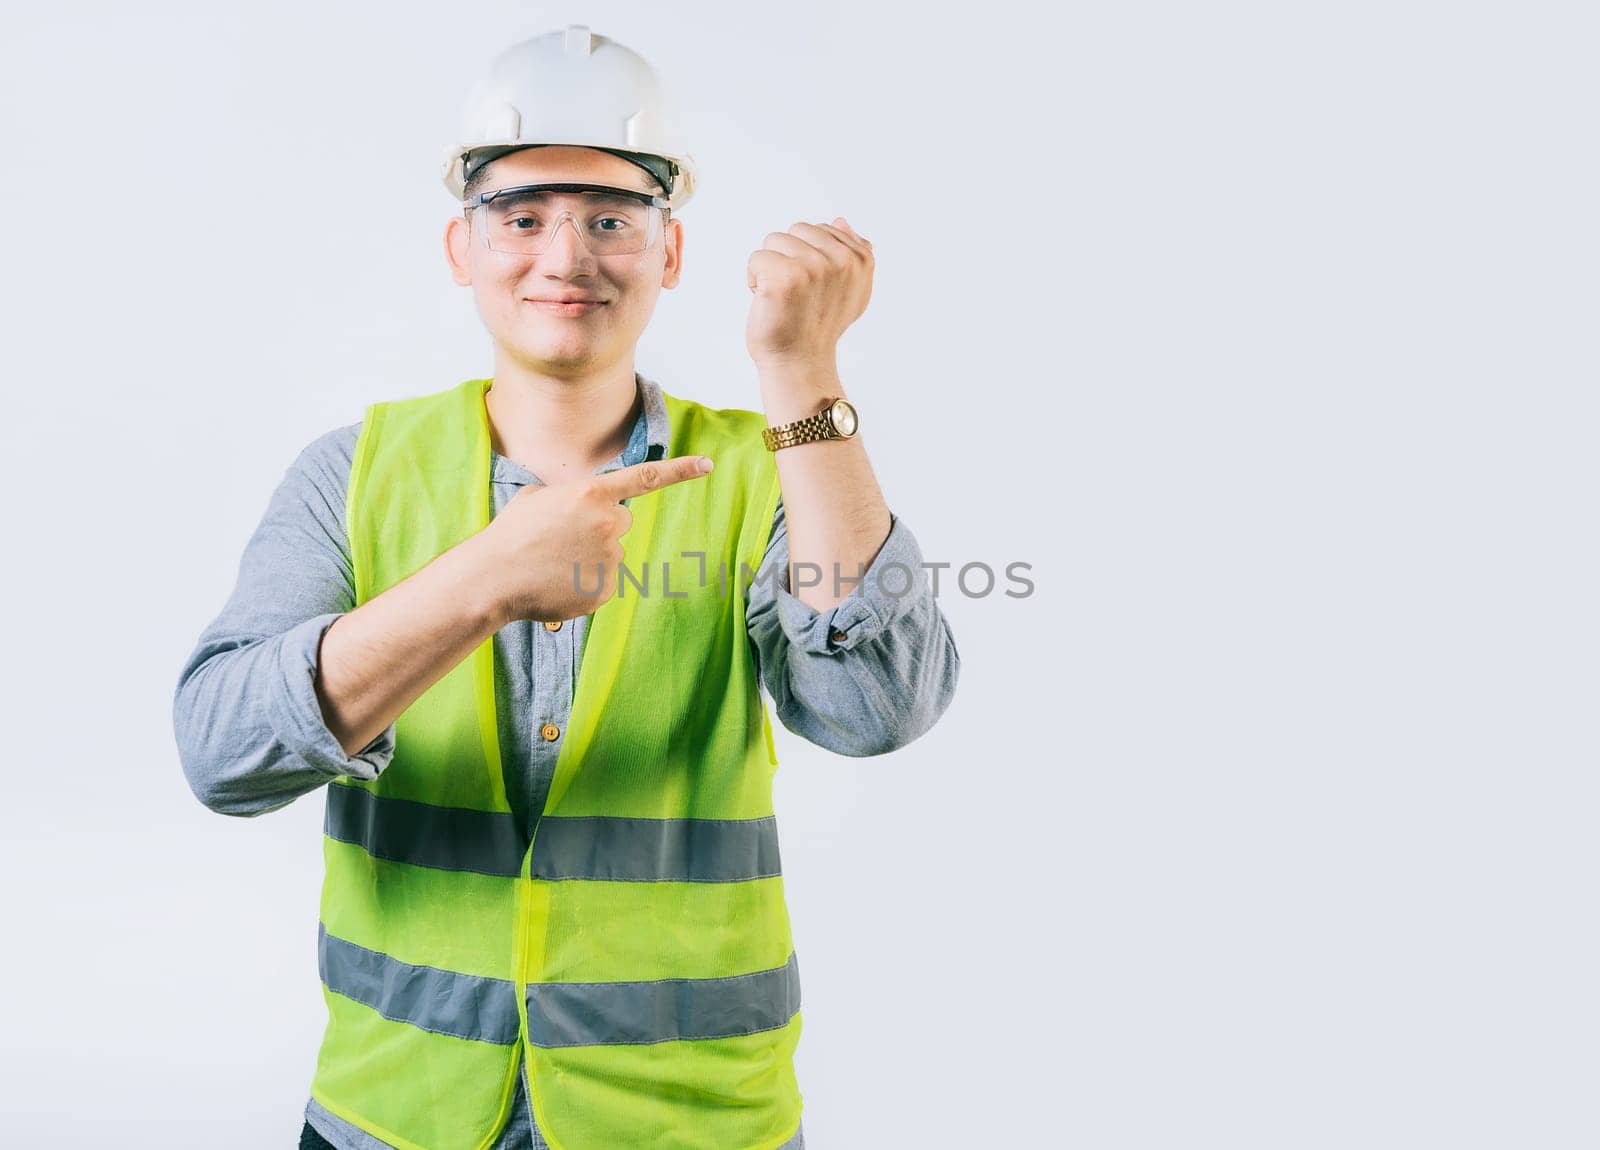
[525,299,608,315]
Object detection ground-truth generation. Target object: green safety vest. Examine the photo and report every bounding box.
[309,378,802,1150]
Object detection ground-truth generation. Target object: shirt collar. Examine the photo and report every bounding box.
[631,373,671,465]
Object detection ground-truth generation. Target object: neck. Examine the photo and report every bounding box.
[484,350,641,484]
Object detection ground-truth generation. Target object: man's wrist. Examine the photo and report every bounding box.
[449,532,517,631]
[756,355,844,424]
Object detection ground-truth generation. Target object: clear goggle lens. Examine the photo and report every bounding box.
[470,185,665,256]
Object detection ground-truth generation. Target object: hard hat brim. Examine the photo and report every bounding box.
[442,141,697,210]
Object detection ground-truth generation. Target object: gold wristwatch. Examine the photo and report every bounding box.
[761,397,860,451]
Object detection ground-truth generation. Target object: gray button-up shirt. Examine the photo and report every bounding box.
[172,375,960,1150]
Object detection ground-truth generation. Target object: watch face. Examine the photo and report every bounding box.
[830,399,858,436]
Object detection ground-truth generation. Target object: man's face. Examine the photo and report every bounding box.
[444,146,683,377]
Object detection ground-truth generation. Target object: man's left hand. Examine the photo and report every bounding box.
[746,217,874,368]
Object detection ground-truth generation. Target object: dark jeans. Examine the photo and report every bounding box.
[299,1122,338,1150]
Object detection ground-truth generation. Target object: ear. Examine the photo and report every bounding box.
[444,216,473,286]
[660,217,684,291]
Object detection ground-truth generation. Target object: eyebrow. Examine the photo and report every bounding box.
[469,183,670,216]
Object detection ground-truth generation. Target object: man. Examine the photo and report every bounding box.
[173,25,959,1150]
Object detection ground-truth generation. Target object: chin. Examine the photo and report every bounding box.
[501,335,604,373]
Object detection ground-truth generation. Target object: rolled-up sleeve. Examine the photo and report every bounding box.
[173,425,397,817]
[745,498,960,757]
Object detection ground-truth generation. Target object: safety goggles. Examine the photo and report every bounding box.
[463,182,670,256]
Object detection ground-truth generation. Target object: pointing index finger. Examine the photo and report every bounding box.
[592,454,714,503]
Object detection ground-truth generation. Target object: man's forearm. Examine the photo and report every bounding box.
[316,534,507,757]
[758,356,894,613]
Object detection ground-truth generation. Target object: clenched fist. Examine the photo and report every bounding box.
[746,216,874,368]
[469,454,714,625]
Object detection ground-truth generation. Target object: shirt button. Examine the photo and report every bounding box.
[544,620,563,632]
[540,723,561,742]
[829,629,848,644]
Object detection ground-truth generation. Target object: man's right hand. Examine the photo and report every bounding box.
[470,455,715,625]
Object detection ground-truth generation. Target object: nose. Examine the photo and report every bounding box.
[539,213,596,270]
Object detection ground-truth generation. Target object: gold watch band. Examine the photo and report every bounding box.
[762,398,847,452]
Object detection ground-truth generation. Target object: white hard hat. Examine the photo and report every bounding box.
[442,25,698,210]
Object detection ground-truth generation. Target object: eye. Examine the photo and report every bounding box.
[595,216,630,232]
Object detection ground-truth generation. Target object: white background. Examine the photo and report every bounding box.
[1,2,1595,1147]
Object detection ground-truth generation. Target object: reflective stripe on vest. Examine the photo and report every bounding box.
[326,783,783,882]
[310,378,803,1150]
[320,922,800,1048]
[319,922,522,1044]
